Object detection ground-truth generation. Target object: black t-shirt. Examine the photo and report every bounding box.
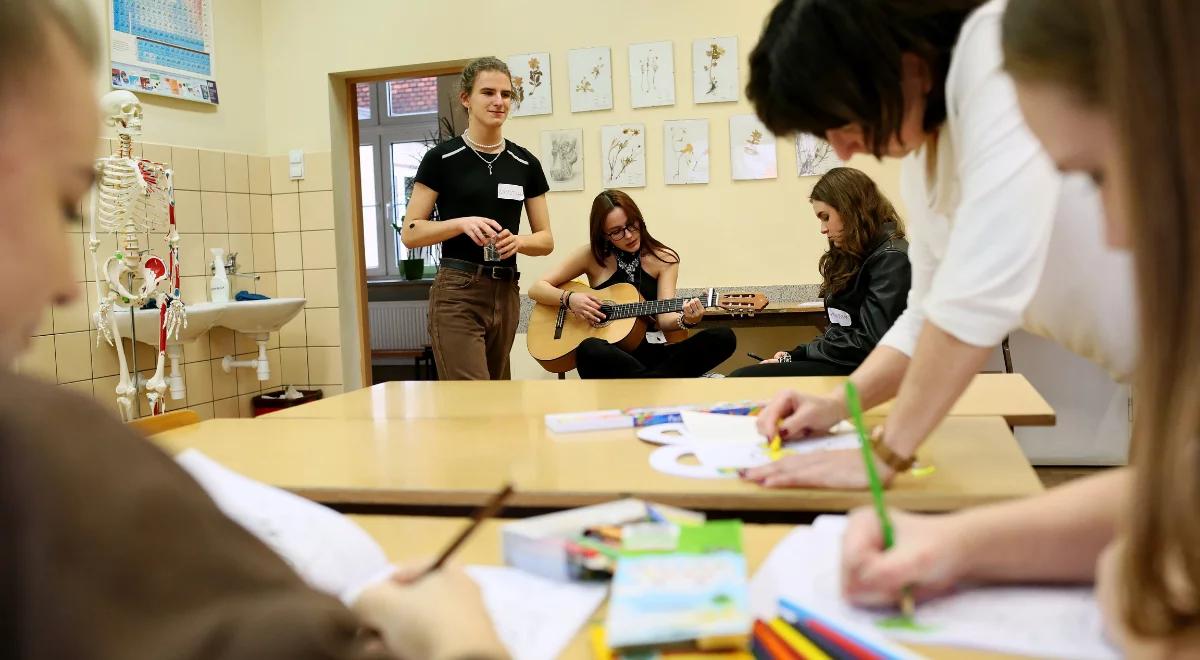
[413,136,550,267]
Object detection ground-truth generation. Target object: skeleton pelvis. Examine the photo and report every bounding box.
[104,254,167,305]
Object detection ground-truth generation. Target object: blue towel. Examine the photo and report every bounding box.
[235,290,270,301]
[140,298,157,310]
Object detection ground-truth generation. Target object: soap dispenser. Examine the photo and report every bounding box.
[210,248,229,303]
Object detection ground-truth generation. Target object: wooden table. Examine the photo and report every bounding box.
[352,515,1026,659]
[701,301,828,328]
[264,373,1055,427]
[154,415,1043,513]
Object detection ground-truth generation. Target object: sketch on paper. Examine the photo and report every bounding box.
[729,114,777,180]
[540,128,585,192]
[601,124,646,188]
[569,47,613,113]
[505,52,552,117]
[629,41,675,108]
[795,134,843,177]
[663,119,709,185]
[693,37,738,103]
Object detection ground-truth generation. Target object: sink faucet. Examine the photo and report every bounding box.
[211,251,261,281]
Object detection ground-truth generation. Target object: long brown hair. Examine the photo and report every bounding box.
[811,168,904,297]
[1005,0,1200,639]
[588,190,679,267]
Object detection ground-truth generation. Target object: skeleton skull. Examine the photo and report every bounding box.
[101,90,143,134]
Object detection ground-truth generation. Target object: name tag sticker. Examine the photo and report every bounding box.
[497,183,524,201]
[828,307,852,326]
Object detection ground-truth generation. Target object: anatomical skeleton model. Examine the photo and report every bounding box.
[89,91,185,420]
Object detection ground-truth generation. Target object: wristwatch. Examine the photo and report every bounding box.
[869,426,916,473]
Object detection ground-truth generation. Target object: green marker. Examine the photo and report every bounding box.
[845,381,918,625]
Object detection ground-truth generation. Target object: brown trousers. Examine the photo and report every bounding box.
[428,266,520,380]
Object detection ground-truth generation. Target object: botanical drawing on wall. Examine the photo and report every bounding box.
[504,52,552,117]
[628,41,675,108]
[729,114,777,180]
[540,129,585,192]
[568,47,613,113]
[663,119,709,185]
[795,134,843,177]
[693,37,738,103]
[601,124,646,188]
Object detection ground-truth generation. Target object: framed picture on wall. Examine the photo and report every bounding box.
[569,46,614,113]
[663,119,709,185]
[505,52,552,117]
[540,128,585,192]
[729,114,777,180]
[601,123,646,188]
[795,134,843,177]
[629,41,675,108]
[693,37,738,104]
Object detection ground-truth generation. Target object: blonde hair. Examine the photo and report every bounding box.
[459,56,512,97]
[0,0,99,96]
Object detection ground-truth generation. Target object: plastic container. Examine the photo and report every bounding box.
[251,388,323,417]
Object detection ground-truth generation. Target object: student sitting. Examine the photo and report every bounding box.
[732,168,910,377]
[529,190,736,378]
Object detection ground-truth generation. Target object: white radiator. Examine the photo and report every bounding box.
[368,301,430,350]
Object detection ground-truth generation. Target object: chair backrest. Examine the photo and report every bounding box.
[127,409,201,436]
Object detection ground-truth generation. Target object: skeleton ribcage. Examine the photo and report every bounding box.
[95,157,170,235]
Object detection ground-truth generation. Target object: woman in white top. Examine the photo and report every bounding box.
[741,0,1135,488]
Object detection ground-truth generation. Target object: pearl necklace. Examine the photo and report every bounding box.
[462,134,505,175]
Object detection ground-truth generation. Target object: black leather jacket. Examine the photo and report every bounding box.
[791,225,911,367]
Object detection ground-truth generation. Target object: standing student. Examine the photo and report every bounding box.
[402,57,554,381]
[0,2,507,657]
[741,0,1136,489]
[841,0,1200,654]
[730,168,909,378]
[529,190,736,378]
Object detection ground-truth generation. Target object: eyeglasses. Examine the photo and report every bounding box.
[605,223,640,241]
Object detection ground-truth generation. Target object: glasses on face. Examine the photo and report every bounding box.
[605,223,640,241]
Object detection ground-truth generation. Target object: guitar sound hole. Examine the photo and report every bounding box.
[596,303,615,327]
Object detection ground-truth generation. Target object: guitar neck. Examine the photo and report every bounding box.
[602,288,715,320]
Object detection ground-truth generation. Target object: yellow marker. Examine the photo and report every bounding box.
[768,617,832,660]
[768,432,782,461]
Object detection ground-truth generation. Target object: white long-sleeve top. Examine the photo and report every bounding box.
[878,0,1137,382]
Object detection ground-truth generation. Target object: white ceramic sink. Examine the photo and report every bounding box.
[216,297,307,335]
[112,298,306,346]
[111,301,225,345]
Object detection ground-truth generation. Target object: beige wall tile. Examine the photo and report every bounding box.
[279,312,306,347]
[319,384,345,397]
[267,330,280,350]
[172,148,201,190]
[183,334,211,363]
[277,270,305,298]
[248,155,272,194]
[263,348,282,390]
[15,335,56,382]
[54,331,93,383]
[179,275,207,304]
[178,234,206,277]
[91,374,121,415]
[305,308,341,347]
[274,232,303,271]
[184,360,213,405]
[299,190,335,231]
[209,326,235,357]
[302,269,339,308]
[52,282,91,334]
[234,352,264,394]
[201,191,229,233]
[227,193,252,233]
[202,234,230,266]
[238,393,260,418]
[228,233,255,276]
[90,331,120,378]
[31,306,54,336]
[142,143,172,166]
[270,154,299,194]
[83,233,117,282]
[213,396,239,418]
[174,190,203,233]
[66,231,86,282]
[60,379,94,399]
[252,234,276,272]
[95,138,112,158]
[225,153,250,193]
[298,151,333,192]
[272,193,301,232]
[250,194,273,233]
[189,401,215,421]
[210,358,237,400]
[234,332,260,354]
[280,347,309,385]
[198,149,226,192]
[256,272,278,298]
[301,230,337,269]
[307,347,343,385]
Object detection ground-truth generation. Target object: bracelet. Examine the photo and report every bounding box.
[869,426,916,473]
[778,352,792,363]
[560,290,569,307]
[675,314,687,331]
[565,292,574,310]
[681,313,698,329]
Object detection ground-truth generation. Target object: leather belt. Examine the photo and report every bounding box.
[439,257,519,281]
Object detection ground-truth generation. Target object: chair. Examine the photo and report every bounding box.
[127,409,201,436]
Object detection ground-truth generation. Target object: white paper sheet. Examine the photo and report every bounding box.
[750,516,1119,659]
[466,566,608,660]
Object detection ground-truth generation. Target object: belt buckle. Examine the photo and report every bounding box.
[490,266,505,280]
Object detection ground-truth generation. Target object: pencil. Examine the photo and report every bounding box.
[419,482,514,578]
[747,352,766,361]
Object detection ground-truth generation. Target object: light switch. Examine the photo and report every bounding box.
[288,149,305,180]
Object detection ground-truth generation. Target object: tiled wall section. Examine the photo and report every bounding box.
[14,139,344,420]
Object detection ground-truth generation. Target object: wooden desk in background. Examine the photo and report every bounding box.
[701,301,828,329]
[153,416,1043,514]
[352,515,1028,660]
[263,373,1055,427]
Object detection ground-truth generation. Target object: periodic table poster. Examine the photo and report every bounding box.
[109,0,219,105]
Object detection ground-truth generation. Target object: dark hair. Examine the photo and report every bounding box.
[459,56,512,97]
[1002,0,1101,104]
[746,0,984,155]
[588,190,679,266]
[0,0,98,98]
[811,168,905,296]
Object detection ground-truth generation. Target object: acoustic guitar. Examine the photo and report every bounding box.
[527,281,768,373]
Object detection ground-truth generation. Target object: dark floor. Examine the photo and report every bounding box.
[1035,466,1110,489]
